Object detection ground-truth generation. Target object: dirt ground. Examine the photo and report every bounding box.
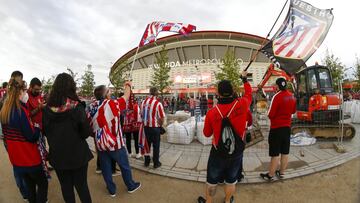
[0,142,359,203]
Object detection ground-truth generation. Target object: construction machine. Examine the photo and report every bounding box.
[255,63,356,139]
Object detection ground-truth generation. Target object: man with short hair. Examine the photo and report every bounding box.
[198,71,252,203]
[140,87,165,168]
[27,78,45,128]
[87,84,141,197]
[260,77,296,181]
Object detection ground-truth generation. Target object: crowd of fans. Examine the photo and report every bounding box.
[0,70,296,203]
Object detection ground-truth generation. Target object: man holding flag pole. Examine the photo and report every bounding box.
[134,21,196,166]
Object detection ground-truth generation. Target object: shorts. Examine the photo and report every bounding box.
[206,148,243,185]
[268,127,291,157]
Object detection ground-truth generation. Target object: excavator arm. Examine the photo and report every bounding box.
[257,63,292,90]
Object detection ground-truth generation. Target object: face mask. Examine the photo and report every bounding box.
[20,92,29,103]
[32,91,40,97]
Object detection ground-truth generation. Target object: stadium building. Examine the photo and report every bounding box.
[110,31,277,96]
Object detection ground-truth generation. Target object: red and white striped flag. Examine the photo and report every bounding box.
[139,21,196,46]
[87,98,126,151]
[138,123,150,155]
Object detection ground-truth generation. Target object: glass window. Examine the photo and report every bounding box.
[307,69,318,90]
[298,72,306,93]
[318,68,332,88]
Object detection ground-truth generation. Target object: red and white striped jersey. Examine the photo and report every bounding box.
[140,96,165,127]
[87,98,126,151]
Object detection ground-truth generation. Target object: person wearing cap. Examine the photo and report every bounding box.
[198,71,252,203]
[260,77,296,181]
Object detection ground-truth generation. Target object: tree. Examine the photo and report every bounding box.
[354,55,360,85]
[150,45,172,98]
[41,75,55,94]
[322,49,345,91]
[110,59,129,96]
[215,49,242,93]
[80,64,95,97]
[67,68,80,85]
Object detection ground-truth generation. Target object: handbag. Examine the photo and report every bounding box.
[160,126,166,135]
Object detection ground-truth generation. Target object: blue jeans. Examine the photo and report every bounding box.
[14,168,29,199]
[99,148,137,194]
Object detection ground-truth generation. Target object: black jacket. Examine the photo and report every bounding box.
[42,102,93,170]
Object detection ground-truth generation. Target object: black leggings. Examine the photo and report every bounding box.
[22,169,48,203]
[55,164,92,203]
[125,131,139,154]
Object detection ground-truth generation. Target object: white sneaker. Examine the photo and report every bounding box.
[136,153,142,159]
[112,171,121,177]
[110,193,116,197]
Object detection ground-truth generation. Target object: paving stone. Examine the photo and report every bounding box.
[295,151,320,163]
[159,149,183,167]
[198,177,206,182]
[305,147,333,160]
[243,157,262,172]
[175,152,201,169]
[247,177,263,183]
[167,172,198,181]
[125,121,360,183]
[160,165,172,170]
[196,155,209,171]
[200,171,207,175]
[148,169,168,176]
[256,156,269,162]
[172,167,195,174]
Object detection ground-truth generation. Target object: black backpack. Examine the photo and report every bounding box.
[215,100,244,157]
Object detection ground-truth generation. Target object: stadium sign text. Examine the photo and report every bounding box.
[148,58,244,69]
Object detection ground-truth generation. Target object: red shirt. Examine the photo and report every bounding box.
[268,90,296,129]
[26,91,44,129]
[203,82,252,146]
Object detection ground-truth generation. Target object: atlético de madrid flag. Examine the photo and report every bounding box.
[139,21,196,46]
[260,0,334,75]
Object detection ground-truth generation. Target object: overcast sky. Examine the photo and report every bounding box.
[0,0,359,85]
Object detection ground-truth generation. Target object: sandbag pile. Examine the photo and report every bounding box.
[343,101,355,116]
[166,117,195,144]
[196,116,213,145]
[351,100,360,123]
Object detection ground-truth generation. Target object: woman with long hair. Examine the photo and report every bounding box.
[0,79,48,203]
[43,73,93,203]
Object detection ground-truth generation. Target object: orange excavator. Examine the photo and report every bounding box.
[255,63,356,139]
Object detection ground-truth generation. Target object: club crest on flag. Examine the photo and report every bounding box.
[260,0,333,75]
[273,8,326,60]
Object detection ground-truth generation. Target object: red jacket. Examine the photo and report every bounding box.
[26,91,44,129]
[203,82,252,146]
[2,105,42,168]
[268,90,296,129]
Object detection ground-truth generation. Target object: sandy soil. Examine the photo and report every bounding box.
[0,140,359,203]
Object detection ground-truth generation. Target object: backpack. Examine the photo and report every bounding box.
[215,100,244,157]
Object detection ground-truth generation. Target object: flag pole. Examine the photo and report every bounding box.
[244,0,289,71]
[129,45,140,81]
